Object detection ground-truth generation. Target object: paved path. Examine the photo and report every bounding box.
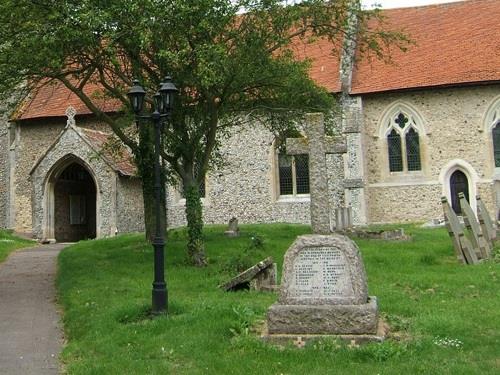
[0,244,67,375]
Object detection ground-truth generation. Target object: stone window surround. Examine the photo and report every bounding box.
[483,95,500,176]
[374,101,430,183]
[272,140,311,203]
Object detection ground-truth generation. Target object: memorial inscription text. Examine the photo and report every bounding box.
[291,246,353,298]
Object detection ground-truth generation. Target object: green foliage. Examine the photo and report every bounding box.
[56,224,500,374]
[220,233,266,274]
[0,0,410,260]
[0,230,36,263]
[354,341,409,362]
[229,305,256,337]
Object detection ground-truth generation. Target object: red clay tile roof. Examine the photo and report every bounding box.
[291,36,342,93]
[79,128,137,176]
[13,0,500,120]
[15,81,122,120]
[350,0,500,94]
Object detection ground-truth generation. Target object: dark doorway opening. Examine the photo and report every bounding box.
[450,170,469,214]
[54,163,96,242]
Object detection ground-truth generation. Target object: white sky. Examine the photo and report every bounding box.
[362,0,463,9]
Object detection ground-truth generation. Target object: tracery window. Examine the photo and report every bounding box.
[385,111,422,172]
[278,153,310,196]
[492,122,500,167]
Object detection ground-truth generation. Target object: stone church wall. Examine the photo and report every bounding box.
[13,117,111,233]
[116,176,145,233]
[362,84,500,223]
[30,125,118,239]
[166,122,345,228]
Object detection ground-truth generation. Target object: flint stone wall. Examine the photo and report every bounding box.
[12,117,111,233]
[167,122,345,228]
[362,85,500,223]
[117,177,145,233]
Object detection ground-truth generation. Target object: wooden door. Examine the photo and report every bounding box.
[450,170,469,214]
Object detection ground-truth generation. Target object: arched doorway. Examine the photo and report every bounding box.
[53,162,97,242]
[450,170,469,214]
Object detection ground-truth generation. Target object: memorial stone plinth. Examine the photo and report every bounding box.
[265,234,380,341]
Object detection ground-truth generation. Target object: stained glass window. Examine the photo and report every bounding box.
[387,129,403,172]
[406,128,421,171]
[493,122,500,167]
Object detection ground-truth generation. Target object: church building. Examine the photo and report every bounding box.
[0,0,499,240]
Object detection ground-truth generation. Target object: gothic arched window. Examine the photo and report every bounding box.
[492,122,500,167]
[385,110,422,173]
[485,98,500,168]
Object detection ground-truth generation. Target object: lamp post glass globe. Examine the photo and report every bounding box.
[159,76,178,113]
[127,79,146,114]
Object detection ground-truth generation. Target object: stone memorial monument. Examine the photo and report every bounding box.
[263,113,382,345]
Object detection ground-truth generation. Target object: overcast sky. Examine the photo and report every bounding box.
[362,0,463,8]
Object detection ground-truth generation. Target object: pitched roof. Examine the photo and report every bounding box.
[350,0,500,94]
[79,127,137,177]
[15,81,121,120]
[29,124,137,177]
[13,0,500,120]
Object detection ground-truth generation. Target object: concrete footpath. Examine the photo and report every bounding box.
[0,244,67,374]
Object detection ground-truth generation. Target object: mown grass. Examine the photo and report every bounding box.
[57,224,500,374]
[0,230,36,263]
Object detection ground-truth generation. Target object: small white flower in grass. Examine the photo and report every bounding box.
[433,336,463,349]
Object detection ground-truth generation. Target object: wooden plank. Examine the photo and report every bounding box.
[459,193,490,259]
[441,197,478,264]
[476,196,496,247]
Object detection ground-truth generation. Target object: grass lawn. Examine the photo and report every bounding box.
[0,230,36,263]
[57,224,500,374]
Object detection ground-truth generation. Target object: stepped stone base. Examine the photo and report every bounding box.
[261,317,388,348]
[266,297,378,335]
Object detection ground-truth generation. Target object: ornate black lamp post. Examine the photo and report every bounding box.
[127,76,178,315]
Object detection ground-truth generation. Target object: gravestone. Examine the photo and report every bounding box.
[335,206,353,231]
[265,235,379,339]
[476,196,496,247]
[224,217,240,237]
[220,257,277,292]
[459,193,490,259]
[264,113,381,346]
[286,113,347,233]
[441,197,478,264]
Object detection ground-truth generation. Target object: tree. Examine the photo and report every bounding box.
[0,0,408,266]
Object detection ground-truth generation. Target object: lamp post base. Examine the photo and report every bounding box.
[152,284,167,315]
